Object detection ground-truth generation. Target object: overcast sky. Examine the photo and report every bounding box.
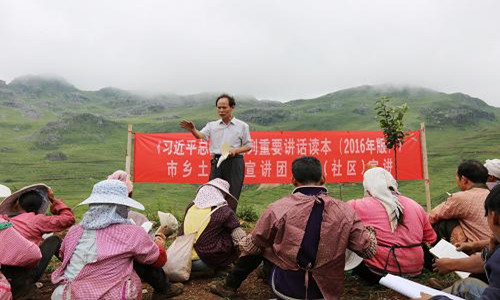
[1,0,499,106]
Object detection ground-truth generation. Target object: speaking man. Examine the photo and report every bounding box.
[180,94,252,200]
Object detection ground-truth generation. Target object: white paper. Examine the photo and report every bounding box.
[379,274,464,300]
[141,221,153,233]
[430,239,470,279]
[217,143,231,168]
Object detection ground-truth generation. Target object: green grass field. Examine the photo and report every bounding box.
[1,78,499,222]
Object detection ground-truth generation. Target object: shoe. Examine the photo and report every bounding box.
[209,282,237,298]
[428,277,447,290]
[152,283,184,299]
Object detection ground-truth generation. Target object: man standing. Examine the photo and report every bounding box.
[180,94,252,200]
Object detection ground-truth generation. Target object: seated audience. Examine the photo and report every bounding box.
[0,184,75,297]
[51,179,183,299]
[107,170,150,226]
[106,169,179,296]
[349,167,436,284]
[429,160,490,244]
[178,178,245,275]
[0,184,75,245]
[424,185,500,300]
[210,156,377,299]
[485,159,500,190]
[0,216,42,299]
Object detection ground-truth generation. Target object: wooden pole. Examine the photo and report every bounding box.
[125,124,133,176]
[420,122,432,213]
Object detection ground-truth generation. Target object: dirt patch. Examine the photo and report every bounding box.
[36,264,455,300]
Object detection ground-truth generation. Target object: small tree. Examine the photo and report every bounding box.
[374,96,409,178]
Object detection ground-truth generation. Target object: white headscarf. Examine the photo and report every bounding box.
[363,167,404,232]
[485,159,500,179]
[193,185,227,209]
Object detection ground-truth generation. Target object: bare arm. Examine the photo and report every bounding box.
[455,239,490,254]
[433,254,485,275]
[179,120,206,140]
[228,145,252,156]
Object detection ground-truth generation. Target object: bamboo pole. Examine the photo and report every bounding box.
[125,124,133,176]
[420,122,432,213]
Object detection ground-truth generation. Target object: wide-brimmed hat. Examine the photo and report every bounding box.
[0,184,51,216]
[0,184,11,198]
[78,179,144,210]
[197,178,238,210]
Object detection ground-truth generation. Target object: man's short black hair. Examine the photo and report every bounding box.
[215,94,236,107]
[292,156,323,184]
[485,185,500,216]
[18,190,43,214]
[457,160,488,184]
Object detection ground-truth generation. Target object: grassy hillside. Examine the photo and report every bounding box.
[1,76,498,220]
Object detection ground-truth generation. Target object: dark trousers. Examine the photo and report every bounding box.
[210,155,245,201]
[2,235,61,298]
[225,255,272,289]
[433,219,461,242]
[352,262,383,285]
[133,262,170,293]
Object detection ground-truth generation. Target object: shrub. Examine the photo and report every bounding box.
[237,205,259,222]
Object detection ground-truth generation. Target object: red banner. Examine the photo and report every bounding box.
[133,131,423,184]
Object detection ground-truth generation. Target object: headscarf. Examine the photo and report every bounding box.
[485,159,500,179]
[80,204,130,230]
[363,167,404,232]
[108,170,133,194]
[193,185,227,209]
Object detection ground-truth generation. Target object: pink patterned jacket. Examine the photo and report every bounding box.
[52,224,163,300]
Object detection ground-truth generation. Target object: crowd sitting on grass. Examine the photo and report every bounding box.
[0,157,499,299]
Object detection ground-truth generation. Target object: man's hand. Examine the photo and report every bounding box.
[180,120,195,132]
[228,148,238,157]
[433,258,455,275]
[412,292,433,300]
[455,242,474,252]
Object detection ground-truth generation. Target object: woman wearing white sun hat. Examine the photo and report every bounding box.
[51,179,183,299]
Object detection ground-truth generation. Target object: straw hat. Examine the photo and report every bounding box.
[0,184,51,216]
[78,179,144,210]
[0,184,11,198]
[197,178,238,210]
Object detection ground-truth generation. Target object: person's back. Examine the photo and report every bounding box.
[210,157,375,300]
[350,195,436,276]
[179,178,243,270]
[253,191,375,299]
[52,223,163,299]
[3,186,75,245]
[51,180,175,300]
